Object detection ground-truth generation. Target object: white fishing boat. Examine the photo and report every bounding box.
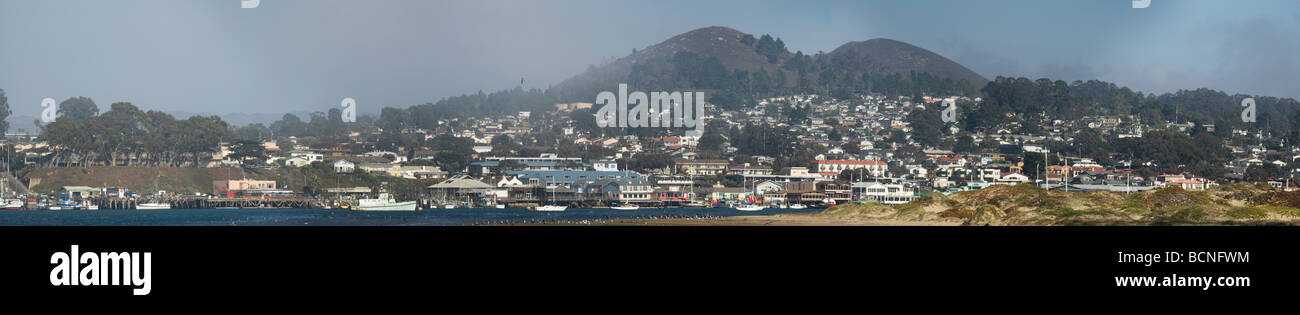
[789,203,807,209]
[611,204,640,210]
[354,192,417,211]
[532,205,567,212]
[138,172,172,210]
[1,199,24,210]
[136,202,171,210]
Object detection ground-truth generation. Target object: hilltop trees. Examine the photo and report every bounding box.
[755,34,787,63]
[36,103,234,167]
[237,123,272,141]
[966,76,1300,141]
[57,96,99,122]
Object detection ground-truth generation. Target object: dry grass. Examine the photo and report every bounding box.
[819,184,1300,226]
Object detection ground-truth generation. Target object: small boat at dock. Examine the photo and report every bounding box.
[611,204,640,210]
[136,202,172,210]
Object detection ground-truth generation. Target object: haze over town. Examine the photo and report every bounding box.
[1,0,1297,125]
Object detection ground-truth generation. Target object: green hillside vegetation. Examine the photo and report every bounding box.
[823,183,1300,226]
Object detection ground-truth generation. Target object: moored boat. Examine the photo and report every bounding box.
[0,199,24,210]
[530,205,567,212]
[136,202,172,210]
[354,192,417,211]
[611,204,640,210]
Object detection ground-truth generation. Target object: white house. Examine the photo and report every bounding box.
[997,172,1030,184]
[288,150,325,163]
[333,160,356,173]
[285,157,311,167]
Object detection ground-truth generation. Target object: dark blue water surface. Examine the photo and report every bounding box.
[0,207,823,226]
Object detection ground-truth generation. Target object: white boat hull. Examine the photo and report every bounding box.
[735,206,764,211]
[611,206,639,210]
[354,201,418,211]
[533,205,567,212]
[136,203,171,210]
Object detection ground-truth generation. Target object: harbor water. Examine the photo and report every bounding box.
[0,207,824,226]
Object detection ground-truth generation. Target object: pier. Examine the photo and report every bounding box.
[89,197,319,209]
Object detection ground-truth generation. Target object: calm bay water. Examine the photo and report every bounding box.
[0,207,823,226]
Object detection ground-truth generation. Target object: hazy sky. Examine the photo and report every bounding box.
[2,0,1298,121]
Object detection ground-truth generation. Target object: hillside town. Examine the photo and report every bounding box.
[6,90,1298,210]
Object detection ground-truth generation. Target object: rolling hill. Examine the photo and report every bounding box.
[551,26,987,104]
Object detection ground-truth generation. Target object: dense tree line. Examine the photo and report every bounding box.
[965,76,1300,142]
[1113,130,1230,179]
[36,100,233,167]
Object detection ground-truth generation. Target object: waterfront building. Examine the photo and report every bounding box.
[428,176,496,201]
[755,180,784,196]
[213,179,281,198]
[852,182,915,205]
[598,180,654,202]
[509,170,643,187]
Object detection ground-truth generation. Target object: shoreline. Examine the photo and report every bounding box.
[496,213,962,226]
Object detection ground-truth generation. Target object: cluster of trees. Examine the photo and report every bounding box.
[817,64,978,100]
[753,34,788,63]
[1112,130,1231,179]
[906,103,946,147]
[37,99,233,167]
[723,121,823,170]
[965,76,1300,143]
[267,108,350,140]
[384,87,554,132]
